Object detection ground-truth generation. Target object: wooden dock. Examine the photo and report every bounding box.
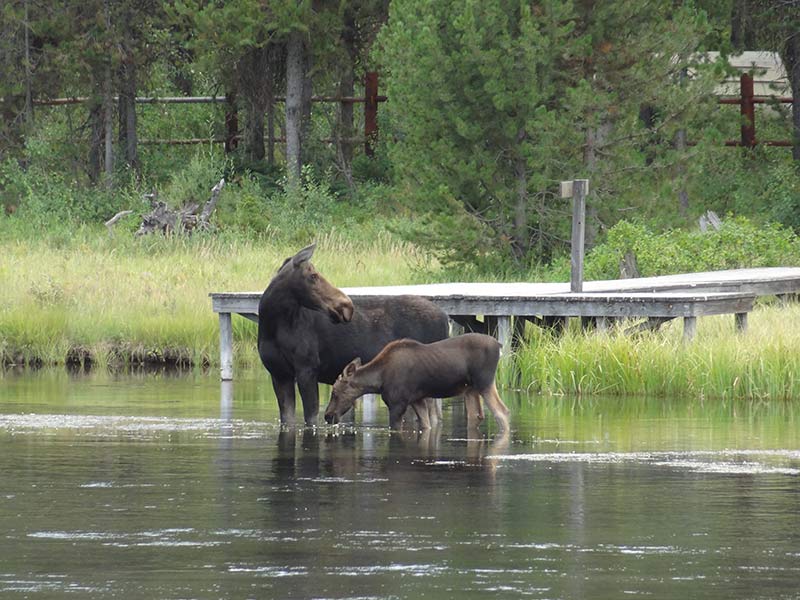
[210,267,800,380]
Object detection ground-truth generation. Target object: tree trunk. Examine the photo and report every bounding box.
[338,10,357,169]
[784,31,800,162]
[285,29,305,187]
[87,101,104,184]
[731,0,757,51]
[239,46,269,163]
[102,0,113,187]
[583,122,610,248]
[23,0,33,127]
[512,154,528,261]
[118,21,139,174]
[301,41,313,156]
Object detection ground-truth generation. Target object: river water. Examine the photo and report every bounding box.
[1,369,799,599]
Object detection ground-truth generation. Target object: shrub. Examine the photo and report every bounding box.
[573,216,800,281]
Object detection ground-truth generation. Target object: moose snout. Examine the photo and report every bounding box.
[335,298,354,323]
[324,411,338,425]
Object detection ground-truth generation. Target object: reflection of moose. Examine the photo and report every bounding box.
[257,245,449,426]
[324,333,510,432]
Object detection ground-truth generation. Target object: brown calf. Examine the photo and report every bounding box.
[324,333,510,432]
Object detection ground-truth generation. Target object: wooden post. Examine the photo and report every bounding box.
[364,71,378,157]
[496,316,512,357]
[740,73,756,148]
[683,316,697,342]
[485,316,513,357]
[219,312,233,381]
[562,179,588,293]
[735,312,748,333]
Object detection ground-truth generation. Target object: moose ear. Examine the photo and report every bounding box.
[344,357,361,377]
[292,243,316,267]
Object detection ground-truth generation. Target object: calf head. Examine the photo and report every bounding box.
[324,358,363,424]
[278,244,354,324]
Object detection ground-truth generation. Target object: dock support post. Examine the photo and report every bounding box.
[498,316,512,356]
[682,316,697,342]
[219,312,233,381]
[735,312,748,333]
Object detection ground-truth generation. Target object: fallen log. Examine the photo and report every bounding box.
[135,178,225,236]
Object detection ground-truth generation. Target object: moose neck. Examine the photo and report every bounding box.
[353,363,383,395]
[260,276,304,328]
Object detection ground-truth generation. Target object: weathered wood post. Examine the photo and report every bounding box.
[561,179,588,293]
[740,73,756,148]
[364,72,379,157]
[219,312,233,381]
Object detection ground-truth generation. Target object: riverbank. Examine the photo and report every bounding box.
[0,231,432,369]
[2,232,799,400]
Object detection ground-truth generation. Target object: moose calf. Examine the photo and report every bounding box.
[324,333,510,432]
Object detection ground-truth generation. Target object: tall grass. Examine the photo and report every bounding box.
[0,230,428,368]
[514,304,800,401]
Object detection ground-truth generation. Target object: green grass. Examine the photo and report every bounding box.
[513,303,800,401]
[0,229,430,369]
[2,229,800,401]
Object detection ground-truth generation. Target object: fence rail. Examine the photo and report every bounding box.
[11,71,796,155]
[720,73,794,148]
[25,72,387,157]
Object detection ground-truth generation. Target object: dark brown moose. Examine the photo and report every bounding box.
[257,245,449,426]
[324,333,511,432]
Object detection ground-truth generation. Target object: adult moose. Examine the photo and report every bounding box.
[257,244,449,426]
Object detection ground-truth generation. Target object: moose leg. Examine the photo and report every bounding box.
[411,399,432,430]
[388,403,408,431]
[296,369,320,427]
[426,398,442,428]
[464,389,484,429]
[479,383,510,432]
[271,376,297,426]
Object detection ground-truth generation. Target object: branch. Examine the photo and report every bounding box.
[200,178,225,224]
[104,210,133,237]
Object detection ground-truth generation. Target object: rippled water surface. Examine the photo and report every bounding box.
[1,369,799,599]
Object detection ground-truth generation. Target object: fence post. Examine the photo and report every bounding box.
[740,73,756,148]
[364,71,378,157]
[570,180,588,293]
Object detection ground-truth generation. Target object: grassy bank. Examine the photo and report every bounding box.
[2,231,800,401]
[515,303,800,401]
[0,230,433,369]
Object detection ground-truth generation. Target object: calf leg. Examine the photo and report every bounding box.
[427,398,442,427]
[271,376,297,426]
[464,389,484,429]
[480,382,510,432]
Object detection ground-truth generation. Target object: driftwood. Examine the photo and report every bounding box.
[135,178,225,236]
[699,210,722,232]
[104,210,134,237]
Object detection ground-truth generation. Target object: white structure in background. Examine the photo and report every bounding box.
[709,51,790,97]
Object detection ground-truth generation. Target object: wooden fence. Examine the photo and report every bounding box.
[31,71,387,157]
[23,70,796,155]
[721,72,794,148]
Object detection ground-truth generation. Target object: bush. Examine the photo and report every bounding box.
[570,217,800,281]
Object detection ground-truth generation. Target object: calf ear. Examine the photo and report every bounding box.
[344,357,361,377]
[292,243,316,267]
